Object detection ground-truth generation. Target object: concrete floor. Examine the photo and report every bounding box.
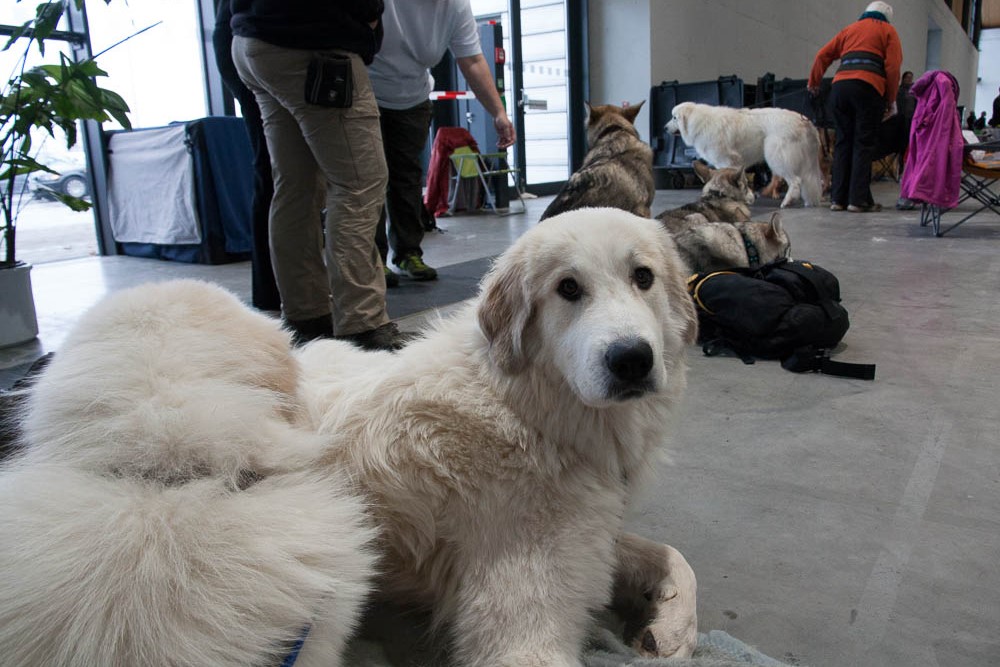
[1,181,998,666]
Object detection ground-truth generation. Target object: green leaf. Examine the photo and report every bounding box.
[49,191,93,212]
[2,21,34,52]
[32,2,67,44]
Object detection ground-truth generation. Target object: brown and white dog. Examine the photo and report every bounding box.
[657,160,755,225]
[541,101,654,220]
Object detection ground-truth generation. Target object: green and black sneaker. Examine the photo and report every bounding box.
[396,254,438,281]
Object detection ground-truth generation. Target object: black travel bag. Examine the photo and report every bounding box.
[687,259,875,379]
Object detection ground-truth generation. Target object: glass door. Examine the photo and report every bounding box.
[470,0,571,189]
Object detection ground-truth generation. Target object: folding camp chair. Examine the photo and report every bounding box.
[447,146,526,216]
[919,136,1000,236]
[871,114,906,182]
[871,152,900,181]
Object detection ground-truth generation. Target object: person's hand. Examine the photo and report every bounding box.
[494,113,516,149]
[807,85,820,97]
[882,101,898,122]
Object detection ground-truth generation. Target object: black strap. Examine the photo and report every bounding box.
[837,50,886,77]
[781,346,876,380]
[702,338,755,365]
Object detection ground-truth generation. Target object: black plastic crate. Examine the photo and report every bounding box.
[649,75,745,186]
[755,73,835,128]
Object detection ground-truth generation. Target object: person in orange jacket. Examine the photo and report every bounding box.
[809,1,902,213]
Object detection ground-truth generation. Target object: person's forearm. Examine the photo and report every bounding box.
[457,54,507,120]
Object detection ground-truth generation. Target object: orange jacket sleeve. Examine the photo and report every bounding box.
[809,32,843,89]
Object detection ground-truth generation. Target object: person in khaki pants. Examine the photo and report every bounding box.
[230,0,410,351]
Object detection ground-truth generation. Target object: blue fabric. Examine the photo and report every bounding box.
[186,117,254,256]
[118,242,203,264]
[858,11,888,22]
[279,627,310,667]
[117,117,253,265]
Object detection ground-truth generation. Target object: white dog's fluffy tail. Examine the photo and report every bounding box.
[799,123,824,207]
[0,280,379,667]
[0,462,377,667]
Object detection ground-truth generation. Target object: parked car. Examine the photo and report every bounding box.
[31,168,90,200]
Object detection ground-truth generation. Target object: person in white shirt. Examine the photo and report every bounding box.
[369,0,516,284]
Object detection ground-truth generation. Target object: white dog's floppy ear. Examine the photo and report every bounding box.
[658,231,699,345]
[477,253,533,374]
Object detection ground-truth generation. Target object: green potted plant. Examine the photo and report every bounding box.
[1,0,130,347]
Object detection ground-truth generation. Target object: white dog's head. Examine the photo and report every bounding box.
[664,101,695,138]
[477,208,697,408]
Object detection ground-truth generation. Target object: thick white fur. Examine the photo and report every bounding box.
[666,101,823,208]
[297,208,699,665]
[0,280,376,667]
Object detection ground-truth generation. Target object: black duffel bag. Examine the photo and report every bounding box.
[687,259,875,379]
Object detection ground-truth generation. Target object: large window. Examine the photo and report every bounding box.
[85,0,207,129]
[2,1,210,265]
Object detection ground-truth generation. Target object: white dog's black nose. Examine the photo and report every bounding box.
[605,339,654,384]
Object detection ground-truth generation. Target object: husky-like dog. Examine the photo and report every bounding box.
[540,101,654,220]
[656,160,755,225]
[666,102,823,208]
[661,212,791,274]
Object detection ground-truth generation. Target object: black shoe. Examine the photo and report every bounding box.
[384,266,400,288]
[847,203,883,213]
[285,314,334,346]
[336,322,417,352]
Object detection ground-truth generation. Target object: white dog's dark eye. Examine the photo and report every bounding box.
[557,278,582,301]
[634,267,654,290]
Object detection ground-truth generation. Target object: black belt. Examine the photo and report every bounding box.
[837,50,886,77]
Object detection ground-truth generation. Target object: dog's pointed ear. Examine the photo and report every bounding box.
[692,160,713,183]
[477,253,533,374]
[585,100,593,119]
[767,212,783,237]
[622,100,644,124]
[725,168,744,186]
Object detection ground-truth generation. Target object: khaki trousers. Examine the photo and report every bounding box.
[232,36,388,334]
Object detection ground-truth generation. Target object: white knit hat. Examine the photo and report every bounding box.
[865,2,893,22]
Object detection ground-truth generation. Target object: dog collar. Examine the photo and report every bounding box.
[738,227,761,268]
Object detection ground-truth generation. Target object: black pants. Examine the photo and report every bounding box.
[830,79,884,208]
[375,101,433,266]
[212,26,281,311]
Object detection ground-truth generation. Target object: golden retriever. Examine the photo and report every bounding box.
[297,207,700,664]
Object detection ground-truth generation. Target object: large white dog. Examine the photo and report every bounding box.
[0,208,700,666]
[298,208,699,665]
[666,101,823,208]
[0,281,377,667]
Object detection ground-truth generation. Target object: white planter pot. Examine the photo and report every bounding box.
[0,263,40,348]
